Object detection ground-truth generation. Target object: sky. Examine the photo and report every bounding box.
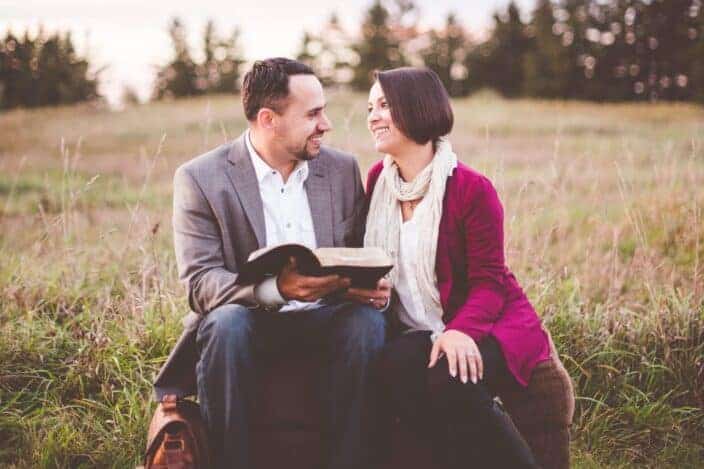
[1,0,535,105]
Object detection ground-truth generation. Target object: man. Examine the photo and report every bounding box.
[153,58,390,469]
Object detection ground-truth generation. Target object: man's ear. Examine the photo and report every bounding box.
[256,108,276,130]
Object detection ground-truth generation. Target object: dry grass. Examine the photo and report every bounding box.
[1,91,703,468]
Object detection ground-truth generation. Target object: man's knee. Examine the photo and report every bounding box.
[336,304,387,350]
[197,303,256,349]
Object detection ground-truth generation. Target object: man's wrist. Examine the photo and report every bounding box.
[377,296,391,312]
[254,276,286,310]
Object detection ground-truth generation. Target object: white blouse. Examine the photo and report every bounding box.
[394,215,446,336]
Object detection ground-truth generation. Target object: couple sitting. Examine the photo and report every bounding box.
[154,57,551,469]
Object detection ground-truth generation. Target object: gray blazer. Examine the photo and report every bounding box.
[154,133,367,399]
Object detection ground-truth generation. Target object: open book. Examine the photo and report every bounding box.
[236,244,393,289]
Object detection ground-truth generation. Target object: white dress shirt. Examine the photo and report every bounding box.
[394,214,446,336]
[246,130,320,312]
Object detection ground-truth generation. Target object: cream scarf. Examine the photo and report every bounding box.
[364,137,458,329]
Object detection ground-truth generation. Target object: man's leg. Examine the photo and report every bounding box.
[325,303,387,469]
[196,304,257,469]
[269,302,386,469]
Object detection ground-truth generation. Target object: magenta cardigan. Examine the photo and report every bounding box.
[367,161,550,387]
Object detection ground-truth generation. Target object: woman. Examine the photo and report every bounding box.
[359,67,550,468]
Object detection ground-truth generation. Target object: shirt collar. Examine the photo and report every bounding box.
[245,129,309,185]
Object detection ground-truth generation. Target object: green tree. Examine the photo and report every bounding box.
[465,2,531,97]
[351,0,406,90]
[296,13,356,86]
[154,18,244,99]
[420,13,470,97]
[523,0,572,97]
[0,28,99,109]
[153,18,200,99]
[555,0,593,99]
[641,0,701,101]
[691,1,704,102]
[201,21,244,94]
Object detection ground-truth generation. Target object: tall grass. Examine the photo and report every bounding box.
[1,93,703,467]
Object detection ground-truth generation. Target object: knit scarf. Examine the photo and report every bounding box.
[364,137,458,327]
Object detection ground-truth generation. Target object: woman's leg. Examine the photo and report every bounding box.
[376,332,538,468]
[374,331,436,462]
[426,336,539,469]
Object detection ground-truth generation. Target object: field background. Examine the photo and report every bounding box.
[1,91,703,468]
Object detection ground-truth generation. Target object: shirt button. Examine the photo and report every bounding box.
[281,188,284,193]
[286,223,292,229]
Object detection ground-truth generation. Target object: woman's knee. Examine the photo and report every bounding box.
[427,357,494,415]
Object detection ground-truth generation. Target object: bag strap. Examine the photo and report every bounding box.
[161,394,178,413]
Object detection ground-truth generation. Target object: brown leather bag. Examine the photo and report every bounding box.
[144,395,211,469]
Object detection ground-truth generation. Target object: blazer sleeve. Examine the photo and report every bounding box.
[444,178,507,342]
[172,165,257,315]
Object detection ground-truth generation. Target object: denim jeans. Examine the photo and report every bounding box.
[195,301,387,469]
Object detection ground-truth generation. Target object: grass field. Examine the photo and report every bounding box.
[1,90,703,468]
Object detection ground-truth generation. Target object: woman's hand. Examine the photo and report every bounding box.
[343,278,391,309]
[428,330,483,384]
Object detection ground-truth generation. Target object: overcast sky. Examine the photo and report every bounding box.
[2,0,535,104]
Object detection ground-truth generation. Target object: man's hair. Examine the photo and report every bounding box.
[375,67,454,145]
[242,58,315,121]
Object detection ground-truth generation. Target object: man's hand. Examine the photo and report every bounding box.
[277,257,351,302]
[428,329,483,384]
[343,278,391,309]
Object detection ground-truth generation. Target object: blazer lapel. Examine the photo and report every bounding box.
[305,156,334,247]
[226,134,266,248]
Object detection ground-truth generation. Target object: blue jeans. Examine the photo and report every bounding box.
[196,302,387,469]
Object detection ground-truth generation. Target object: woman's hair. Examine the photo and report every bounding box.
[375,67,454,145]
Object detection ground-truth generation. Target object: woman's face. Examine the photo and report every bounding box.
[367,81,411,155]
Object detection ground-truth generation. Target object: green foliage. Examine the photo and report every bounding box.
[296,14,357,87]
[0,29,100,109]
[691,2,704,103]
[419,14,470,97]
[350,0,407,90]
[477,0,704,102]
[523,0,573,98]
[327,0,704,102]
[152,18,244,100]
[467,2,531,98]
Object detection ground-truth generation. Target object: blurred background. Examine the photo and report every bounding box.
[1,1,703,468]
[2,0,704,107]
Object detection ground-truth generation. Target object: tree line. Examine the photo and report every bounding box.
[309,0,704,102]
[0,29,99,109]
[1,0,703,109]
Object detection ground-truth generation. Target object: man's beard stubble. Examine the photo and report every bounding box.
[293,147,316,161]
[291,133,324,161]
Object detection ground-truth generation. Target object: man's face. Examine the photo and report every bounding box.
[272,75,332,161]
